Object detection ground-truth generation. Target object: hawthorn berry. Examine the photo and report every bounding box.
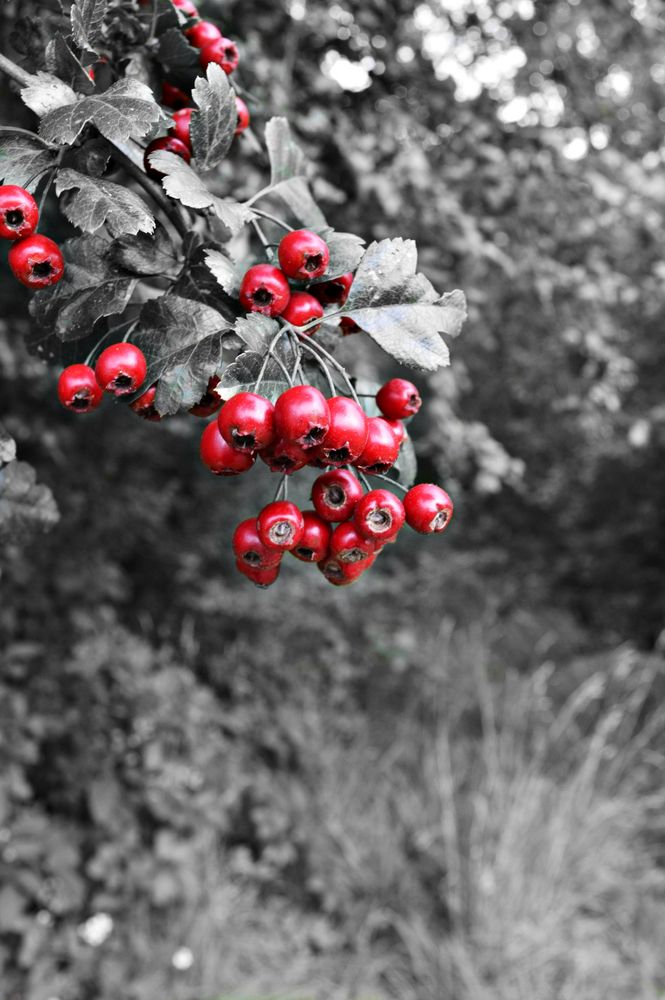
[95,343,147,397]
[169,108,194,149]
[329,521,375,564]
[239,264,291,317]
[404,483,454,534]
[218,392,275,452]
[162,82,191,109]
[257,501,305,551]
[233,518,282,568]
[278,229,330,281]
[376,378,422,421]
[236,559,281,588]
[354,489,405,541]
[311,468,363,522]
[312,272,353,306]
[355,417,400,474]
[200,421,256,475]
[340,317,360,335]
[185,20,222,47]
[190,376,222,417]
[0,185,39,240]
[8,234,64,289]
[385,418,406,448]
[274,385,330,450]
[316,396,368,466]
[235,97,250,135]
[130,385,162,421]
[144,136,191,180]
[199,37,239,74]
[57,365,104,414]
[291,511,331,563]
[280,291,324,332]
[259,438,309,475]
[318,555,373,586]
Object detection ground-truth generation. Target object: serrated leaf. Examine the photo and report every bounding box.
[341,238,467,371]
[39,78,165,145]
[133,295,230,414]
[135,0,180,36]
[203,248,246,296]
[45,35,96,94]
[190,63,236,170]
[264,116,327,228]
[21,72,77,117]
[149,150,254,235]
[0,426,17,467]
[0,130,58,192]
[71,0,108,54]
[310,229,365,283]
[220,350,290,402]
[0,462,59,543]
[55,168,155,237]
[233,314,280,353]
[156,27,199,87]
[112,226,178,277]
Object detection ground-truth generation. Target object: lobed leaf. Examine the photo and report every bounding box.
[190,63,236,170]
[55,169,155,237]
[21,72,77,117]
[264,116,327,228]
[149,150,254,235]
[70,0,109,54]
[0,462,60,543]
[233,314,280,353]
[46,35,96,95]
[112,227,179,277]
[39,78,165,145]
[155,27,200,87]
[220,350,290,402]
[310,229,365,283]
[0,129,59,192]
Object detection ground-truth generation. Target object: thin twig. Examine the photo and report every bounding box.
[252,207,294,232]
[294,335,336,396]
[367,471,408,493]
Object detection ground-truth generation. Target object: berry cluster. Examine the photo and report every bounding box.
[0,185,64,289]
[57,342,148,414]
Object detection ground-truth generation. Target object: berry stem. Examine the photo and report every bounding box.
[252,207,294,232]
[292,334,336,396]
[296,332,360,405]
[356,470,372,492]
[36,148,64,218]
[273,474,287,501]
[253,328,289,392]
[367,471,409,493]
[251,218,276,261]
[83,317,137,366]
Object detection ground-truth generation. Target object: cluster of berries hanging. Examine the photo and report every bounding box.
[0,185,64,289]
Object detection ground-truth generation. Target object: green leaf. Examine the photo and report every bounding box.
[70,0,108,54]
[55,168,155,237]
[21,72,78,117]
[0,462,60,543]
[149,150,254,235]
[220,350,290,402]
[264,116,327,229]
[39,78,165,145]
[190,63,236,171]
[341,238,467,371]
[133,295,231,415]
[0,129,58,192]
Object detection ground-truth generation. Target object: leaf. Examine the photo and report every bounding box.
[21,72,77,117]
[0,425,17,467]
[112,226,179,277]
[310,229,365,283]
[39,78,165,145]
[155,27,200,87]
[233,314,280,353]
[45,34,96,94]
[133,295,231,415]
[70,0,108,54]
[203,248,244,296]
[220,350,290,402]
[55,168,155,237]
[264,116,327,229]
[0,130,58,192]
[190,63,236,170]
[0,462,59,543]
[69,137,111,178]
[341,238,467,371]
[149,150,254,235]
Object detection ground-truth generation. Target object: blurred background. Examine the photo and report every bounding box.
[2,0,665,998]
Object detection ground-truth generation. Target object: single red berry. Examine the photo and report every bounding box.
[172,0,198,14]
[355,416,400,475]
[239,264,291,317]
[169,108,194,149]
[291,511,331,563]
[311,468,363,522]
[315,396,368,466]
[130,385,162,422]
[340,317,360,335]
[200,421,255,475]
[185,20,222,47]
[8,235,64,289]
[259,438,309,475]
[274,385,330,450]
[162,82,191,110]
[233,518,282,568]
[311,272,353,306]
[354,489,405,541]
[280,291,324,332]
[95,342,147,397]
[235,97,250,135]
[236,558,281,588]
[376,378,422,421]
[404,483,454,534]
[199,37,239,74]
[190,376,222,417]
[0,185,39,240]
[317,555,373,586]
[257,501,305,552]
[385,418,406,448]
[278,229,330,281]
[218,391,275,452]
[329,521,376,565]
[144,136,190,180]
[57,364,103,414]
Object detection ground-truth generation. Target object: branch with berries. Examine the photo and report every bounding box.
[0,0,467,588]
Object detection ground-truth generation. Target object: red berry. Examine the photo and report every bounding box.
[185,20,222,47]
[376,378,422,420]
[233,518,282,568]
[280,291,324,332]
[57,364,103,414]
[8,235,64,289]
[130,385,162,422]
[189,376,222,417]
[329,521,375,564]
[340,317,360,335]
[354,489,405,541]
[315,396,368,466]
[311,468,363,522]
[199,37,239,74]
[274,385,330,450]
[354,417,400,474]
[236,558,281,588]
[317,555,373,586]
[0,185,39,240]
[235,97,250,135]
[257,501,305,552]
[162,82,191,110]
[404,483,454,534]
[259,438,309,475]
[278,229,330,281]
[169,108,194,149]
[239,264,291,317]
[172,0,198,14]
[385,418,406,447]
[95,342,147,397]
[218,391,275,452]
[200,421,255,475]
[144,136,191,180]
[311,272,353,306]
[291,511,331,563]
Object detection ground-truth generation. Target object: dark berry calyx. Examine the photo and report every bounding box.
[304,252,323,273]
[252,287,273,307]
[5,209,24,228]
[32,260,53,278]
[232,430,256,450]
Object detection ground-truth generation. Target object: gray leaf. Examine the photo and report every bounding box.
[149,150,254,235]
[233,314,280,353]
[45,35,96,95]
[0,462,60,543]
[21,72,78,117]
[266,117,307,185]
[39,78,165,145]
[0,425,17,467]
[71,0,108,54]
[309,229,365,283]
[221,350,290,402]
[190,63,236,170]
[0,130,58,192]
[156,26,199,87]
[55,168,155,237]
